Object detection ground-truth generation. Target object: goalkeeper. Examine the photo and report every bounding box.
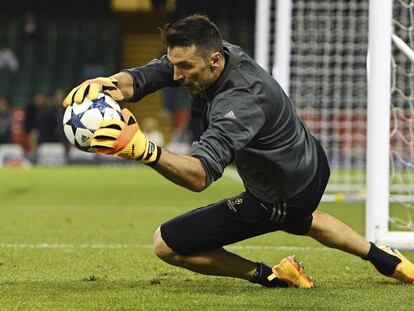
[64,14,414,287]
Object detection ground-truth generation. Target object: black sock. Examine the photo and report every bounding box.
[363,242,401,275]
[250,262,288,287]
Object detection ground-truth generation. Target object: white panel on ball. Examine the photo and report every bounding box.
[75,128,94,148]
[81,109,104,130]
[72,98,93,114]
[63,124,75,145]
[104,108,121,120]
[63,106,72,124]
[104,94,121,110]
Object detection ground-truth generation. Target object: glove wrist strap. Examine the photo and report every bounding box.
[145,145,162,167]
[140,141,161,166]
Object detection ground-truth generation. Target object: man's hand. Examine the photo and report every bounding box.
[63,77,124,107]
[90,108,161,165]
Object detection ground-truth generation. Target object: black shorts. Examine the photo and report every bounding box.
[160,140,330,255]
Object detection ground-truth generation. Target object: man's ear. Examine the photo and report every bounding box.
[210,52,221,68]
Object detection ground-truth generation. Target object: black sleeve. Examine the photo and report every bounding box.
[122,55,180,102]
[190,91,265,187]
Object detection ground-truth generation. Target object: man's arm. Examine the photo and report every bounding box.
[121,56,179,102]
[91,108,206,192]
[110,71,134,102]
[64,55,178,106]
[153,149,206,192]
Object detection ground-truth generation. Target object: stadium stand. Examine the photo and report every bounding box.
[67,147,97,164]
[0,143,28,167]
[0,14,120,106]
[36,143,67,166]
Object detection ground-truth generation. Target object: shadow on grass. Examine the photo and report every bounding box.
[0,272,406,297]
[0,277,299,296]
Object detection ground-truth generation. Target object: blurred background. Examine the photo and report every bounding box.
[0,0,255,163]
[0,0,412,205]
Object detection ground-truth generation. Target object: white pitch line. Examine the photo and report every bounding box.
[0,243,335,252]
[0,243,151,249]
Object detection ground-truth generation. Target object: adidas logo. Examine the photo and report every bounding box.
[224,110,236,119]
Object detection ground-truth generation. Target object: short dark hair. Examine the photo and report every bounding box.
[160,14,224,57]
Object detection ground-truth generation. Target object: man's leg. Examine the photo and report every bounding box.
[152,191,314,288]
[307,211,414,283]
[306,211,370,257]
[153,227,256,280]
[153,227,300,287]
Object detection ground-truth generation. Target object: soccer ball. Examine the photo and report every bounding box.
[63,93,123,152]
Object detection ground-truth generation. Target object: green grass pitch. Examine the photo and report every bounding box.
[0,166,413,310]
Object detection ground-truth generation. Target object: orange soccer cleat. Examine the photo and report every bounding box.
[380,246,414,284]
[268,255,314,288]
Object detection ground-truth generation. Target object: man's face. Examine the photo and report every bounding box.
[167,45,216,95]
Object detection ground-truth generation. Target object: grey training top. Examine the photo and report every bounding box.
[124,41,318,204]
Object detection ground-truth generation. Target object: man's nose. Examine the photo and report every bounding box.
[173,69,184,82]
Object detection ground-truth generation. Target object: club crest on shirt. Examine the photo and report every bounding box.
[226,199,237,212]
[226,197,243,212]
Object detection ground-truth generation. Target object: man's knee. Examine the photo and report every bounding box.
[153,227,181,263]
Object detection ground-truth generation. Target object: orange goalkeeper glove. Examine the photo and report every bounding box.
[63,77,124,107]
[90,108,161,165]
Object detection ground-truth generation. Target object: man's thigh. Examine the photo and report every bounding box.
[281,138,331,235]
[160,191,282,255]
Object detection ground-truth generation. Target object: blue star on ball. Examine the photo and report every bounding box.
[67,109,86,134]
[89,96,112,115]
